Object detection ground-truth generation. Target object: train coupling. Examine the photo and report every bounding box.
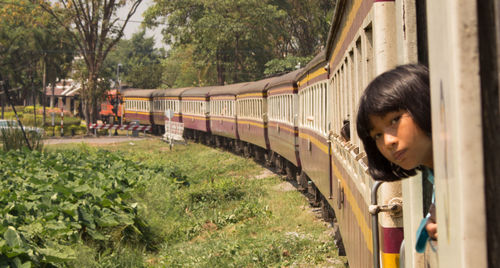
[369,198,403,215]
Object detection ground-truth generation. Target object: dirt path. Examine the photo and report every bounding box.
[44,135,150,145]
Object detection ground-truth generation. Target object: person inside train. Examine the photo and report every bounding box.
[340,117,350,142]
[355,64,437,252]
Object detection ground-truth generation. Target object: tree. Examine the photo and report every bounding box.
[161,44,218,88]
[263,55,312,75]
[271,0,333,57]
[145,0,334,83]
[104,30,165,89]
[0,0,74,123]
[40,0,143,129]
[145,0,286,85]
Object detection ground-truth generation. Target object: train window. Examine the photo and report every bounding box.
[364,24,374,87]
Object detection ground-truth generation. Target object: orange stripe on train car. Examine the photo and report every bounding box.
[298,67,328,87]
[268,122,298,134]
[381,252,400,268]
[237,120,266,128]
[331,159,373,253]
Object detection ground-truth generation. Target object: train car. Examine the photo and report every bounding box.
[236,77,276,161]
[152,87,192,133]
[324,0,500,267]
[295,50,333,207]
[266,69,302,178]
[208,82,247,149]
[323,0,413,266]
[180,86,212,142]
[122,89,156,126]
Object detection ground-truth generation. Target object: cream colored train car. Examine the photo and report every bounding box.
[325,0,405,267]
[327,0,499,267]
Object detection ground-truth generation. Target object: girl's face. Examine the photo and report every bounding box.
[369,110,433,170]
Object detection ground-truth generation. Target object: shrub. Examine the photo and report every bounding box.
[0,128,44,151]
[0,148,157,267]
[23,105,35,114]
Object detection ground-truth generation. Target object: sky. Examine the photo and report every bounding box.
[117,0,166,49]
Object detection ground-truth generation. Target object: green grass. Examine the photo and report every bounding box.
[45,139,348,267]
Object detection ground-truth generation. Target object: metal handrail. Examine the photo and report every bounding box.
[370,181,383,268]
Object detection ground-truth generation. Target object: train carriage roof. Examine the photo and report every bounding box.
[325,0,346,62]
[151,87,192,97]
[180,86,216,98]
[297,50,327,79]
[208,82,248,97]
[236,77,278,96]
[266,68,303,89]
[122,89,157,98]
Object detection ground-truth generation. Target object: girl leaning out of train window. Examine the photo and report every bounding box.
[355,64,437,253]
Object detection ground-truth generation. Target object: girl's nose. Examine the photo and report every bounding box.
[383,132,398,149]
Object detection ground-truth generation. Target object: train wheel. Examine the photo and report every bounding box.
[320,197,335,222]
[333,223,346,256]
[285,162,297,181]
[307,183,321,207]
[243,144,251,158]
[253,147,262,162]
[297,172,308,192]
[264,151,271,167]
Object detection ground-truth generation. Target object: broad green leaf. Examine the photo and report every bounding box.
[95,214,120,228]
[87,229,107,241]
[4,227,22,248]
[39,245,76,263]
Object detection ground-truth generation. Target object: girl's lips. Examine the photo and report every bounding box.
[393,149,407,162]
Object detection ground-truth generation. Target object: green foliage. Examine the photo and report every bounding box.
[145,0,286,84]
[145,0,335,84]
[104,30,165,89]
[38,140,347,267]
[0,148,158,266]
[0,1,75,104]
[161,45,218,87]
[23,106,35,114]
[264,55,313,75]
[0,128,44,151]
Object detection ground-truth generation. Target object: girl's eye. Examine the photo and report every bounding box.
[390,115,402,125]
[373,133,382,141]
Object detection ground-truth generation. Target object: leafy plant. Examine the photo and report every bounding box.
[0,148,161,266]
[0,127,44,151]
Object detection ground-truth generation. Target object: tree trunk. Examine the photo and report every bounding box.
[31,65,37,127]
[1,93,4,119]
[216,50,225,85]
[42,58,47,126]
[233,35,239,82]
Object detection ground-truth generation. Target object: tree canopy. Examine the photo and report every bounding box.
[40,0,143,127]
[0,0,74,106]
[104,30,165,89]
[145,0,334,86]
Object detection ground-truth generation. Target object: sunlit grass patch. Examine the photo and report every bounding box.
[43,139,347,267]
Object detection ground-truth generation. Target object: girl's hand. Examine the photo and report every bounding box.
[426,222,438,240]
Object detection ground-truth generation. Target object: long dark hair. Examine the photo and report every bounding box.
[356,64,431,181]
